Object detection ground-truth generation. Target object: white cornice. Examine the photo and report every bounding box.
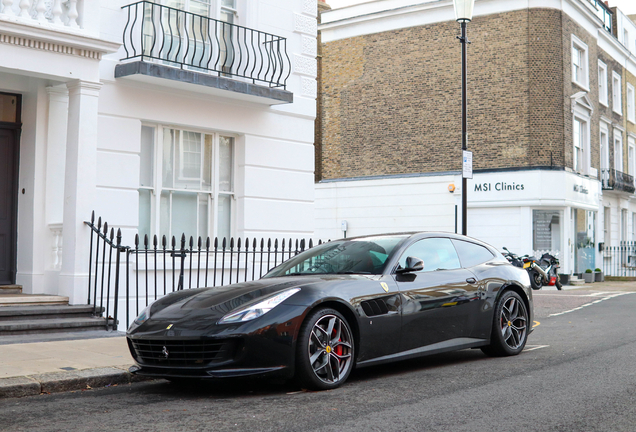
[0,18,120,54]
[321,0,614,44]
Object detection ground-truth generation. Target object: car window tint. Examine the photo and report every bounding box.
[452,239,494,268]
[397,238,461,272]
[263,236,407,277]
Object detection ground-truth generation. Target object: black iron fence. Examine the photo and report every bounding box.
[121,1,291,88]
[602,241,636,277]
[85,212,319,331]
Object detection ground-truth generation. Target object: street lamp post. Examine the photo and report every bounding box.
[453,0,474,236]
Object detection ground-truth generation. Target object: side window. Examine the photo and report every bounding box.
[452,239,494,268]
[398,238,461,272]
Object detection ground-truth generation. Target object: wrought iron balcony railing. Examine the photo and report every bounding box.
[121,1,291,89]
[601,168,635,194]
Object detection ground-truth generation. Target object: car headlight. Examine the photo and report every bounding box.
[218,288,300,324]
[130,300,156,330]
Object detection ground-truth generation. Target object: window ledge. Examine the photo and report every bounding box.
[572,81,590,93]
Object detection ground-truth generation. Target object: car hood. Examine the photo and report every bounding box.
[141,274,372,329]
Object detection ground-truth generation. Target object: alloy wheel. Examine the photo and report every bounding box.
[307,314,353,385]
[499,296,527,350]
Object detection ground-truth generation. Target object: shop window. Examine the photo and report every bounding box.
[139,125,234,243]
[533,210,561,255]
[573,209,595,273]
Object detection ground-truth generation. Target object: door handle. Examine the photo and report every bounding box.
[466,277,477,284]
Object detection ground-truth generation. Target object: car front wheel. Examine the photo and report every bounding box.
[482,290,529,357]
[295,308,354,390]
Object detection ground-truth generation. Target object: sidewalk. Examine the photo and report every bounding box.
[0,332,148,399]
[1,280,634,400]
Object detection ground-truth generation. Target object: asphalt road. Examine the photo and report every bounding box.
[2,287,636,432]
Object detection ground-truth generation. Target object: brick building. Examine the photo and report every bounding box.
[315,0,636,276]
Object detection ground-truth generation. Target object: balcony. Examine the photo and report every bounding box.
[115,1,293,104]
[601,168,635,194]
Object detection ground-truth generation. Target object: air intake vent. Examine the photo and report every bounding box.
[361,299,389,317]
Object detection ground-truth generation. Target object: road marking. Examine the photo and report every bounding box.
[534,292,623,297]
[524,345,549,352]
[548,292,634,317]
[532,320,540,328]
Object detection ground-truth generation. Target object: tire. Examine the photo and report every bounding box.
[481,290,529,357]
[529,270,543,290]
[295,308,355,390]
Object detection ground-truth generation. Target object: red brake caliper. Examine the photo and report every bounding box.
[332,328,343,356]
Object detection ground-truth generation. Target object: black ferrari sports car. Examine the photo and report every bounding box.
[127,232,533,390]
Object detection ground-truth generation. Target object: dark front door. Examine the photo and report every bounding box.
[0,93,21,285]
[393,237,482,352]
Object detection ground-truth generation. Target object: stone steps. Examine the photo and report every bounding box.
[0,285,23,295]
[0,317,110,335]
[0,292,110,336]
[0,294,70,306]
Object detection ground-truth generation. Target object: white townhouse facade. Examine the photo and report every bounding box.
[316,0,636,277]
[0,0,318,304]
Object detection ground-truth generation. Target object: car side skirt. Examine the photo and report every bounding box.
[355,337,489,368]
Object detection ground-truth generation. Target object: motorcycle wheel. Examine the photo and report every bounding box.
[529,271,543,290]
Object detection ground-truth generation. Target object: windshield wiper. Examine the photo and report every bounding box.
[338,271,372,274]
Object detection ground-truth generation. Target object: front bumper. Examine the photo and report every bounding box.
[126,304,307,379]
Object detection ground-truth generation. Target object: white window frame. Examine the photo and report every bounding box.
[628,83,635,124]
[598,60,608,107]
[614,128,624,172]
[600,121,610,172]
[572,116,591,175]
[629,136,636,178]
[571,35,589,90]
[612,71,622,115]
[138,124,236,242]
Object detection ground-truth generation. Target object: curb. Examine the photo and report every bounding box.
[0,366,153,399]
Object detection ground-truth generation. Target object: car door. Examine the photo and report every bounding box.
[393,237,479,352]
[450,238,498,340]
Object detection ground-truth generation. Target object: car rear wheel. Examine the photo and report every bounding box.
[296,308,354,390]
[481,290,528,357]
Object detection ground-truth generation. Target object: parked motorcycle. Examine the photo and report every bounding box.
[502,248,562,290]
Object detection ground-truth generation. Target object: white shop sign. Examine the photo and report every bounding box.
[468,170,599,207]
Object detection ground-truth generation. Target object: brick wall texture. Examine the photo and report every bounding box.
[318,8,629,180]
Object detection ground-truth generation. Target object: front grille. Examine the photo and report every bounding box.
[129,338,235,367]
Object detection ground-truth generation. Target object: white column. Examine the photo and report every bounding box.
[59,80,101,305]
[45,85,68,227]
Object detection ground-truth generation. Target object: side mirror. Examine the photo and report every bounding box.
[396,256,424,273]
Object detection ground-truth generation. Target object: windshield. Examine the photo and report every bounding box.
[263,235,408,277]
